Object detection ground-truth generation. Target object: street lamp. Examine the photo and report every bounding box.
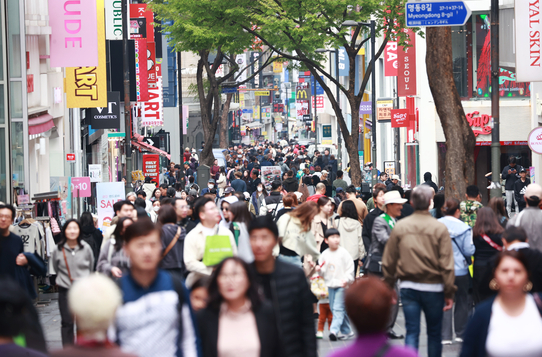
[340,19,377,187]
[315,48,341,167]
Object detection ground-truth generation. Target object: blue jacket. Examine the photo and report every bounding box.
[460,293,542,357]
[438,216,475,276]
[231,179,247,193]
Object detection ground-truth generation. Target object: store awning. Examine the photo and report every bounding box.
[131,140,171,160]
[245,122,263,129]
[28,114,54,135]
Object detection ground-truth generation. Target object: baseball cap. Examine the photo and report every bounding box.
[519,168,527,173]
[335,187,344,193]
[525,184,542,200]
[208,178,216,184]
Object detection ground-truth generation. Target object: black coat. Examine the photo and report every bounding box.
[362,207,383,254]
[197,301,280,357]
[282,177,299,193]
[251,260,317,357]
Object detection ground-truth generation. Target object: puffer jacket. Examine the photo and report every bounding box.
[251,260,317,357]
[438,216,475,276]
[336,216,364,260]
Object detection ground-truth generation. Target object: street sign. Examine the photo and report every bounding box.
[405,1,471,27]
[222,86,237,94]
[303,114,311,122]
[254,90,270,96]
[144,137,160,148]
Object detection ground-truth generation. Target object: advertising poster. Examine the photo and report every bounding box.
[135,38,149,102]
[89,164,102,182]
[129,4,154,40]
[96,182,125,230]
[88,91,120,129]
[261,166,282,186]
[142,77,163,126]
[142,154,160,184]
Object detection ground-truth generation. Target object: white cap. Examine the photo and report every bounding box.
[383,191,407,206]
[392,175,400,181]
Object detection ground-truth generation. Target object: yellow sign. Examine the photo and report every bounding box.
[254,91,270,96]
[240,93,245,102]
[273,61,283,73]
[131,170,145,181]
[65,0,107,108]
[322,139,333,145]
[262,131,267,135]
[297,88,309,100]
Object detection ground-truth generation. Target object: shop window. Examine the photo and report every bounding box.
[452,13,530,100]
[11,122,24,188]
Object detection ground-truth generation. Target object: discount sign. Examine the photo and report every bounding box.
[71,177,91,197]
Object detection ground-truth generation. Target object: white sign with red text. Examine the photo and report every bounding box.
[515,0,542,82]
[528,127,542,155]
[142,77,163,126]
[96,182,125,230]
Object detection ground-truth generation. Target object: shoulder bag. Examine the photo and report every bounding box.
[481,234,503,251]
[162,227,182,259]
[62,247,74,282]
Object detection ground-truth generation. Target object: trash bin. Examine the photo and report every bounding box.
[197,164,210,189]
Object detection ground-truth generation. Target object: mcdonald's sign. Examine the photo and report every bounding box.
[297,89,309,100]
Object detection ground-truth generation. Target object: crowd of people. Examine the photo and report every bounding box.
[3,144,542,357]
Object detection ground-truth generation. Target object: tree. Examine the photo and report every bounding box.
[225,0,413,185]
[426,27,475,199]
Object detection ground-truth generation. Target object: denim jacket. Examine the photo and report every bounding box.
[438,216,475,276]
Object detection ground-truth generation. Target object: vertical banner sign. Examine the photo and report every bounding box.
[384,42,398,76]
[135,39,149,101]
[515,0,542,82]
[142,154,160,184]
[49,0,98,67]
[147,42,157,88]
[88,91,121,129]
[235,54,247,83]
[65,0,107,108]
[105,0,125,40]
[296,83,311,120]
[96,182,125,230]
[398,29,417,96]
[391,109,410,127]
[130,4,154,40]
[338,47,349,76]
[182,105,189,135]
[142,77,163,126]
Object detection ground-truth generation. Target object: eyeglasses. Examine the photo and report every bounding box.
[222,207,229,211]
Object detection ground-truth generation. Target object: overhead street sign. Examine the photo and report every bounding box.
[405,1,471,27]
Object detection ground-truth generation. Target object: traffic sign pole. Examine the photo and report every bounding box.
[405,1,472,27]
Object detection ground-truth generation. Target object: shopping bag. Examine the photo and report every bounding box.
[310,276,328,300]
[203,235,234,267]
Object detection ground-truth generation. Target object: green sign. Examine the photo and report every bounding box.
[322,124,332,138]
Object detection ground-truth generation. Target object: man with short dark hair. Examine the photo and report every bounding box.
[460,185,483,228]
[260,154,273,167]
[248,170,261,195]
[102,201,135,248]
[502,156,523,216]
[362,184,387,254]
[248,216,317,357]
[200,178,217,196]
[159,183,169,197]
[230,171,247,193]
[332,170,348,192]
[337,185,368,225]
[514,168,530,212]
[174,198,196,234]
[260,180,283,217]
[282,170,299,193]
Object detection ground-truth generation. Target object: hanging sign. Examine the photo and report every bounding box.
[397,29,417,96]
[96,182,125,229]
[129,4,154,40]
[377,99,394,121]
[385,42,398,77]
[391,109,410,127]
[147,42,157,88]
[515,0,542,82]
[134,38,148,101]
[142,154,160,184]
[466,111,492,137]
[71,177,91,197]
[105,0,125,40]
[142,77,163,126]
[528,127,542,155]
[88,91,120,129]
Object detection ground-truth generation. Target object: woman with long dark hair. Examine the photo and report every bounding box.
[242,170,251,184]
[226,201,254,263]
[197,257,279,357]
[488,197,509,228]
[96,217,133,279]
[51,219,94,346]
[151,188,162,202]
[79,211,103,267]
[472,207,505,304]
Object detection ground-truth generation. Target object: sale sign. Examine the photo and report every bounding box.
[142,154,160,184]
[49,0,98,67]
[384,42,398,77]
[70,177,91,197]
[398,29,417,96]
[96,182,125,229]
[391,109,410,128]
[142,77,163,126]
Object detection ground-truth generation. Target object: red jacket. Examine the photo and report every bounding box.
[306,194,325,203]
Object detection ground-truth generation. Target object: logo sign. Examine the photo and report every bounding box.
[142,154,160,183]
[49,0,98,67]
[66,153,76,162]
[71,177,91,197]
[385,42,398,76]
[65,0,107,108]
[405,1,472,27]
[105,0,125,40]
[359,101,372,115]
[142,77,164,126]
[88,92,120,129]
[311,96,324,109]
[130,4,154,40]
[147,42,157,88]
[515,0,542,82]
[391,109,409,127]
[384,161,396,176]
[528,127,542,155]
[377,99,394,121]
[96,182,125,229]
[135,39,149,101]
[89,164,102,182]
[254,90,270,96]
[338,47,349,76]
[466,111,492,137]
[302,114,311,122]
[398,29,417,97]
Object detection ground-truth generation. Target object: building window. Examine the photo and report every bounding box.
[452,13,530,99]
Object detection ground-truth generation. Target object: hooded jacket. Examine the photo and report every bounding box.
[423,172,439,193]
[282,177,299,193]
[438,216,475,276]
[336,217,364,260]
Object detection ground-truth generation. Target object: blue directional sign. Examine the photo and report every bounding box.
[221,86,238,94]
[405,1,472,27]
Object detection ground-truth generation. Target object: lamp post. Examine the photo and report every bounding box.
[341,19,377,187]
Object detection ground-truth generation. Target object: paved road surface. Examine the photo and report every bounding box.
[37,293,461,357]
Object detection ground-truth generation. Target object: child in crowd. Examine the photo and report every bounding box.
[189,276,210,312]
[316,228,354,341]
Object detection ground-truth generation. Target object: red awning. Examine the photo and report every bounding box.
[131,140,171,160]
[29,114,54,135]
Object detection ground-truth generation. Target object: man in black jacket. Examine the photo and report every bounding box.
[362,184,387,260]
[248,216,317,357]
[502,156,523,216]
[514,168,530,212]
[422,172,439,193]
[282,170,299,193]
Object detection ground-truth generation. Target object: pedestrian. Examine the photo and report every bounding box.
[400,190,415,219]
[311,196,336,253]
[151,187,162,202]
[328,277,418,357]
[423,172,439,194]
[111,219,199,357]
[439,198,475,344]
[514,168,530,212]
[51,219,95,346]
[220,196,238,230]
[332,170,348,193]
[507,184,542,252]
[259,180,283,217]
[460,185,483,228]
[337,185,369,225]
[248,216,317,357]
[336,200,364,274]
[197,257,280,357]
[249,182,268,216]
[502,156,523,216]
[211,159,220,180]
[79,211,103,268]
[230,171,247,193]
[362,184,387,253]
[101,201,135,249]
[216,167,227,197]
[488,197,509,228]
[226,201,254,263]
[472,207,504,304]
[306,182,327,203]
[282,170,299,193]
[201,178,217,196]
[142,176,157,200]
[275,192,297,222]
[158,205,186,277]
[429,193,445,219]
[298,176,311,203]
[460,251,542,357]
[316,228,354,341]
[248,170,262,196]
[189,276,210,313]
[184,197,237,287]
[50,274,138,357]
[276,201,320,269]
[174,197,197,234]
[96,217,133,279]
[126,192,137,204]
[382,185,455,357]
[0,278,48,357]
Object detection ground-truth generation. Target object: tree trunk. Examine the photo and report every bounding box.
[219,93,233,148]
[426,27,475,200]
[197,56,216,167]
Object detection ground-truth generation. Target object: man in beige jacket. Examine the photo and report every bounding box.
[382,184,456,357]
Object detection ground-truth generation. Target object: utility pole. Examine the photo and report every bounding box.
[370,20,377,187]
[490,0,501,198]
[122,0,132,190]
[335,49,341,168]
